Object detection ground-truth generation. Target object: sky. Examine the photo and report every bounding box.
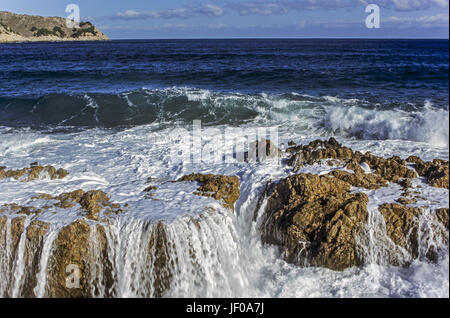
[0,0,448,38]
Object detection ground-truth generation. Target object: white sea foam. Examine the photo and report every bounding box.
[321,100,449,147]
[0,109,448,298]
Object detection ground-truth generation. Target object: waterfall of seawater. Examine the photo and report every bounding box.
[0,189,448,298]
[355,189,448,267]
[11,217,31,297]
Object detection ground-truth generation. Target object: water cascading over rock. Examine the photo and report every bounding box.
[0,172,244,298]
[257,138,449,270]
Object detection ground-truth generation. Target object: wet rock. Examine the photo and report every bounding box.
[260,145,449,271]
[245,138,282,162]
[378,204,448,264]
[0,164,69,181]
[54,189,119,220]
[2,189,122,220]
[407,156,449,189]
[178,174,240,210]
[46,219,96,297]
[0,216,27,296]
[79,190,111,220]
[398,178,412,189]
[260,173,369,271]
[1,214,173,298]
[20,220,50,297]
[359,153,417,183]
[435,208,449,230]
[287,138,417,186]
[287,137,354,169]
[330,169,387,190]
[0,203,42,216]
[143,186,158,192]
[378,203,423,259]
[147,222,173,298]
[396,196,417,205]
[42,220,117,298]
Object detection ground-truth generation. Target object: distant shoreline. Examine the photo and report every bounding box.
[1,38,448,44]
[0,11,109,43]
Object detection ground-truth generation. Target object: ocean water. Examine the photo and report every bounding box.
[0,39,448,298]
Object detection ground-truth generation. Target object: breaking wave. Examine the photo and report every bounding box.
[0,88,448,147]
[320,100,449,147]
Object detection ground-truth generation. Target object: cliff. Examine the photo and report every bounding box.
[0,11,109,43]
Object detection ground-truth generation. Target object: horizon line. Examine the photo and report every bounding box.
[107,37,450,40]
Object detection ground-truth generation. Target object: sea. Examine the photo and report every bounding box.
[0,39,448,297]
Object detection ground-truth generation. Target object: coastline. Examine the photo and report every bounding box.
[0,37,448,298]
[0,37,110,43]
[0,137,448,297]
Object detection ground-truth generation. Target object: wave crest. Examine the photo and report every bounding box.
[0,88,448,147]
[321,101,449,147]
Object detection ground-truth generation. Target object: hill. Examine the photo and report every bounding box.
[0,11,109,43]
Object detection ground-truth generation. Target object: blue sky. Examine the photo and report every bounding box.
[0,0,448,38]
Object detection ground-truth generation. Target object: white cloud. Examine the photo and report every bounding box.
[117,10,142,18]
[384,12,449,26]
[114,4,225,20]
[112,0,450,22]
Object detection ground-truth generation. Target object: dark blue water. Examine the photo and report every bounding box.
[0,39,448,128]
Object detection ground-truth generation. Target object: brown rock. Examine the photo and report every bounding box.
[20,220,50,297]
[260,173,369,271]
[178,174,240,210]
[358,153,417,183]
[407,156,449,189]
[379,204,449,263]
[378,203,422,259]
[0,203,42,216]
[143,186,158,192]
[398,178,412,189]
[79,190,110,220]
[287,138,417,186]
[435,208,449,230]
[245,138,282,162]
[331,169,387,190]
[1,189,121,220]
[147,222,173,298]
[396,196,417,205]
[0,164,69,182]
[1,215,173,297]
[287,137,354,170]
[46,219,94,297]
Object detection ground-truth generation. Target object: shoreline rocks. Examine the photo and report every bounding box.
[406,156,449,189]
[260,173,369,270]
[177,173,240,211]
[244,138,282,162]
[259,138,449,271]
[0,137,448,297]
[0,164,68,181]
[2,189,123,221]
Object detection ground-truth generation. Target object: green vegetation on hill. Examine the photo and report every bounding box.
[72,25,98,38]
[53,26,66,38]
[0,21,14,33]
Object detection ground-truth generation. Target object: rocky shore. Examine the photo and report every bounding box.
[0,138,448,297]
[258,138,448,270]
